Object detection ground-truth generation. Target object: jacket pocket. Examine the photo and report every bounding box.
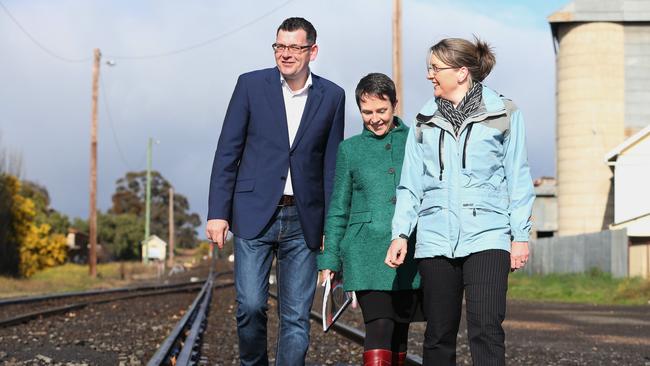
[416,195,449,244]
[460,196,510,244]
[346,211,372,239]
[234,178,255,193]
[419,194,447,215]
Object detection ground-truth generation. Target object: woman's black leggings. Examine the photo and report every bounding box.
[364,318,409,352]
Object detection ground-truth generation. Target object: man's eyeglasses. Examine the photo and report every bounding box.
[427,65,456,75]
[272,43,313,54]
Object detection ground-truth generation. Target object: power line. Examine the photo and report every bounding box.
[0,0,91,63]
[2,0,295,63]
[100,73,134,170]
[106,0,295,60]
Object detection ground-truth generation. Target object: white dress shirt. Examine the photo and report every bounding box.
[280,72,312,196]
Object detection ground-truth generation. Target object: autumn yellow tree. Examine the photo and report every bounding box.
[0,173,67,277]
[0,174,33,276]
[20,223,67,277]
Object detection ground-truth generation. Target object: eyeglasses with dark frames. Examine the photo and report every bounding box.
[427,64,457,75]
[272,43,313,54]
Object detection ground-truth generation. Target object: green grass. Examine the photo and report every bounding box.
[508,268,650,305]
[0,262,157,298]
[2,264,649,305]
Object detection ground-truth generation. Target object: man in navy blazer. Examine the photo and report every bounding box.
[206,17,345,365]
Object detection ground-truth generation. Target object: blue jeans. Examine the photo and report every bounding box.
[234,205,317,366]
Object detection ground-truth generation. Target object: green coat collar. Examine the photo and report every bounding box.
[361,116,406,139]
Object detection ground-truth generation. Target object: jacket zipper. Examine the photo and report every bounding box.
[438,128,445,181]
[428,107,506,258]
[462,123,473,169]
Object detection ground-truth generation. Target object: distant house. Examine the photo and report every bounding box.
[532,177,558,238]
[66,228,88,252]
[142,235,167,261]
[66,228,109,263]
[606,125,650,278]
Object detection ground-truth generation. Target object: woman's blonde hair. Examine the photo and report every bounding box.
[429,36,495,82]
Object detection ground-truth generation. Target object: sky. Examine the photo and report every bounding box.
[0,0,569,238]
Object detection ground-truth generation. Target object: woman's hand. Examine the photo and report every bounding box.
[320,269,335,286]
[385,238,408,268]
[510,241,529,271]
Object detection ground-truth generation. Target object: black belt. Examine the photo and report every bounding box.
[278,195,295,206]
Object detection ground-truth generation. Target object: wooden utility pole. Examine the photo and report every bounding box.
[88,48,101,278]
[168,186,175,267]
[393,0,403,117]
[143,137,153,264]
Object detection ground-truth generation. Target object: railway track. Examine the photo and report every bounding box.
[2,261,646,365]
[0,271,233,328]
[147,272,235,365]
[2,262,419,365]
[146,271,422,365]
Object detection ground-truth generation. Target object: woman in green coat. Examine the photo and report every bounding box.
[318,73,421,366]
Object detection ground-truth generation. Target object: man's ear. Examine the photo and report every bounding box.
[309,44,319,62]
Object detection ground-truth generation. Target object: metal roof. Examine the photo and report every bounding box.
[605,124,650,162]
[549,0,650,23]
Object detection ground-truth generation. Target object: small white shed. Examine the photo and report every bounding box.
[142,235,167,261]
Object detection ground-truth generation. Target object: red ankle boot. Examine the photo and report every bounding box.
[363,349,393,366]
[392,352,406,366]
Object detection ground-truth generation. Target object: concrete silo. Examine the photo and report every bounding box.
[549,0,650,236]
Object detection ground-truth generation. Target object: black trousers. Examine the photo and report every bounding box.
[418,249,510,366]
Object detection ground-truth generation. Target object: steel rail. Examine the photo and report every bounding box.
[0,284,204,328]
[0,270,233,307]
[176,276,214,364]
[147,278,234,366]
[269,290,423,366]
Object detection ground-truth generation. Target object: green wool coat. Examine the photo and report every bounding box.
[318,117,420,291]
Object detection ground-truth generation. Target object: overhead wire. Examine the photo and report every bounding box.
[99,73,135,170]
[2,0,297,171]
[0,0,91,63]
[105,0,295,60]
[2,0,295,63]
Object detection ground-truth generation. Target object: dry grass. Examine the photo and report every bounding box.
[0,262,161,299]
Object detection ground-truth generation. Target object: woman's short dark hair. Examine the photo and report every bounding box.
[429,36,496,82]
[355,73,397,108]
[277,17,317,45]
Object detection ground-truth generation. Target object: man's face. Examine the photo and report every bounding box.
[274,29,318,82]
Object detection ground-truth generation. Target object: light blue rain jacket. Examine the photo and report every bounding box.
[391,86,535,259]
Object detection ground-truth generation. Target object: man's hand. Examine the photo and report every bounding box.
[385,238,408,268]
[510,241,529,271]
[320,269,335,286]
[206,219,229,249]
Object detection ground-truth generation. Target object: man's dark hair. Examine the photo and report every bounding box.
[355,73,397,108]
[277,17,317,44]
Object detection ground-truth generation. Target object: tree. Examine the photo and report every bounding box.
[0,174,66,277]
[97,212,144,260]
[19,223,67,277]
[0,174,30,276]
[110,171,200,248]
[1,137,68,277]
[20,180,70,236]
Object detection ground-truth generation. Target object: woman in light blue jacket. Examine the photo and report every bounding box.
[385,37,535,365]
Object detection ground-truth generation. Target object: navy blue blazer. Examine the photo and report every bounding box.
[208,67,345,250]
